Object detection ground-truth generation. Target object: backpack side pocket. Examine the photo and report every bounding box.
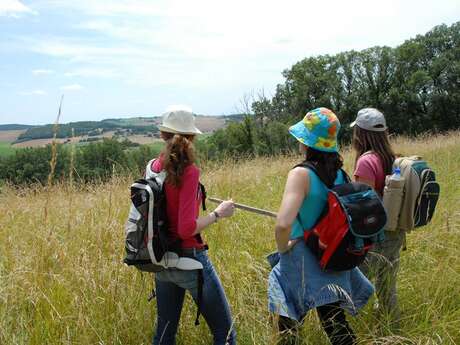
[414,176,440,227]
[383,177,405,231]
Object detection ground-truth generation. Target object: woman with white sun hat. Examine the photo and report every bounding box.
[150,107,236,345]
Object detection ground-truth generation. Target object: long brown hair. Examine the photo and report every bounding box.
[305,147,344,188]
[352,126,395,175]
[161,131,196,187]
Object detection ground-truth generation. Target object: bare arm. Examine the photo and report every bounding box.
[275,167,309,253]
[194,199,234,235]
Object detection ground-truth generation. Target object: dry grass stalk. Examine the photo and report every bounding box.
[44,95,64,224]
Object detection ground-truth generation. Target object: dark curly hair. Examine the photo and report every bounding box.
[304,147,344,188]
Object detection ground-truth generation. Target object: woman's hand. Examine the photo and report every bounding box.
[214,199,235,218]
[194,199,234,235]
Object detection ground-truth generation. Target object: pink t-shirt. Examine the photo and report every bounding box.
[353,153,386,196]
[151,159,205,249]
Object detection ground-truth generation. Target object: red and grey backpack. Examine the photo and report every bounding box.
[124,159,207,272]
[123,159,207,325]
[296,162,387,271]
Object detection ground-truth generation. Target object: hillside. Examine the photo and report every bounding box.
[0,114,244,150]
[0,124,34,131]
[0,132,458,344]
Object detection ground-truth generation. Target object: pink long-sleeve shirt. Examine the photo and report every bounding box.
[151,159,205,249]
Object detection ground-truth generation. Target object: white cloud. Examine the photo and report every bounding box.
[60,84,83,91]
[32,69,54,75]
[16,0,460,93]
[0,0,36,17]
[63,68,118,78]
[20,90,47,96]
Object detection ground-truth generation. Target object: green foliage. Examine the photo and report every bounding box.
[0,139,162,185]
[201,116,294,160]
[203,22,460,157]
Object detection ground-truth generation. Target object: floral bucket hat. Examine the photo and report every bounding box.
[289,107,340,152]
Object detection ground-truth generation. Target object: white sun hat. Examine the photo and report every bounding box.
[350,108,388,132]
[157,109,202,135]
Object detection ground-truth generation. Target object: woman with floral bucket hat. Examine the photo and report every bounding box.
[268,107,374,345]
[150,108,237,345]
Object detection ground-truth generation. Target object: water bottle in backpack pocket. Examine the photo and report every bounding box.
[383,168,405,231]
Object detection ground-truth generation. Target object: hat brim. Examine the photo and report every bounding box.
[157,125,202,135]
[349,121,388,132]
[289,119,339,153]
[289,120,309,145]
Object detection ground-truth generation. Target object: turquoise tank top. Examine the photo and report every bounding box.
[290,169,345,239]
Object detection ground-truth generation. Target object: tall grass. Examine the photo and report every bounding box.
[0,132,459,345]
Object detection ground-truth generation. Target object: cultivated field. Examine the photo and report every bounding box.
[0,115,226,149]
[0,132,459,345]
[0,129,26,143]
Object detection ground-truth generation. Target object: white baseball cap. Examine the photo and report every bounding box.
[157,109,202,135]
[350,108,387,132]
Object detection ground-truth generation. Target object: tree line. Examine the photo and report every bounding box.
[201,22,460,159]
[0,139,160,185]
[0,138,212,186]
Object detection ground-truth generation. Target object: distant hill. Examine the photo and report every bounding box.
[0,114,244,146]
[0,124,35,131]
[15,120,157,143]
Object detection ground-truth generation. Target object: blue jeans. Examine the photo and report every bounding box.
[153,250,236,345]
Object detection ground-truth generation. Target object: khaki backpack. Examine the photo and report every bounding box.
[383,156,440,232]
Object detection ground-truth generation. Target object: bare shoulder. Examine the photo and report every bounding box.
[287,166,310,186]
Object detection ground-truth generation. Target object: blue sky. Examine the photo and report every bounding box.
[0,0,459,125]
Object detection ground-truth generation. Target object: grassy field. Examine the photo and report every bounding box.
[0,142,15,157]
[0,132,459,345]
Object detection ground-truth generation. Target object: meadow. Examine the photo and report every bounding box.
[0,132,459,345]
[0,142,15,157]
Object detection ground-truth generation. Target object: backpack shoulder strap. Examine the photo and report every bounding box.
[199,182,207,211]
[145,159,168,185]
[294,161,350,186]
[340,169,351,183]
[294,161,326,185]
[294,162,327,230]
[145,159,157,179]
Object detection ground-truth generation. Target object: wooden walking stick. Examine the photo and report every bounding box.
[208,197,278,218]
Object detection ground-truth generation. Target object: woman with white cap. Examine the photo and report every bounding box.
[268,108,374,345]
[150,108,236,345]
[350,108,403,324]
